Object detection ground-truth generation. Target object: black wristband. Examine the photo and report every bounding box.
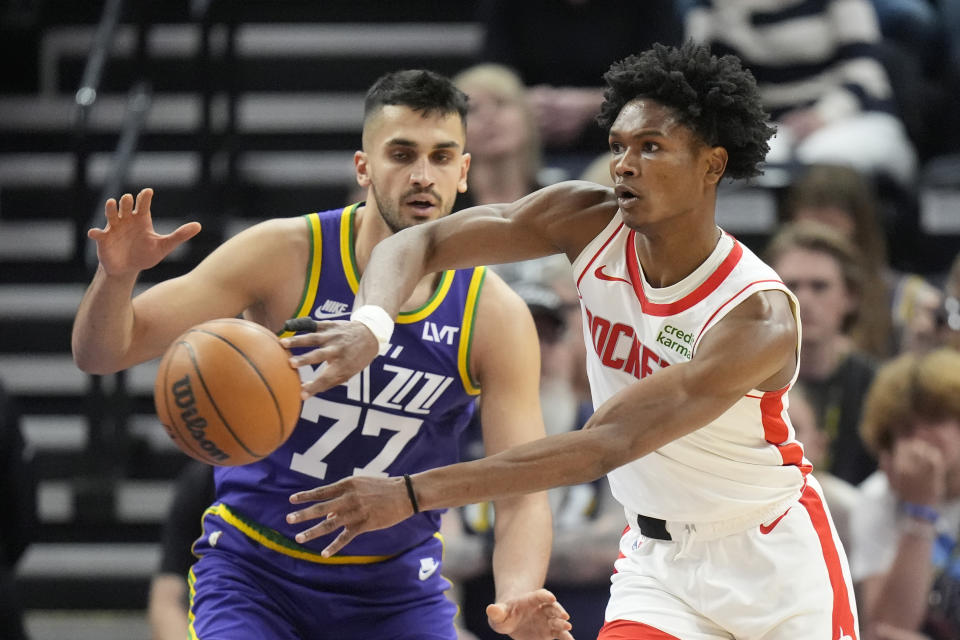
[403,474,420,514]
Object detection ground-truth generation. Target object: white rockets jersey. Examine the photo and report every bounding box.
[572,214,810,524]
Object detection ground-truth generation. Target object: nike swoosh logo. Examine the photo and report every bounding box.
[759,508,791,535]
[312,310,351,320]
[418,559,439,581]
[595,265,631,284]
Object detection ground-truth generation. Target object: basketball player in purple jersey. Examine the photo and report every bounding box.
[72,70,571,640]
[285,44,860,640]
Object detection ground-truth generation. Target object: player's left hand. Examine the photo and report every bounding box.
[487,589,574,640]
[286,475,412,556]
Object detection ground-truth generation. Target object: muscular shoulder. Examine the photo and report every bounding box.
[515,180,618,258]
[696,289,798,392]
[207,216,313,328]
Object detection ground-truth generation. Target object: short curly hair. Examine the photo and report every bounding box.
[597,42,775,180]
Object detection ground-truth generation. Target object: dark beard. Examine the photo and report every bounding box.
[371,185,408,234]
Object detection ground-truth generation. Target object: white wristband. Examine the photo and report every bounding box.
[350,305,395,346]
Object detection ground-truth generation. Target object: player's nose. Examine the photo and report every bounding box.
[409,156,435,186]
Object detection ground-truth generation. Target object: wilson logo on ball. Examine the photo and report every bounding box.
[170,374,230,463]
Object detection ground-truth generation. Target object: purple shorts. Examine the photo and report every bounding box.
[188,505,458,640]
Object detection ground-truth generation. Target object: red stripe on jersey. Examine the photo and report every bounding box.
[577,222,625,292]
[760,389,812,473]
[625,232,744,316]
[599,620,683,639]
[612,524,631,574]
[800,484,859,640]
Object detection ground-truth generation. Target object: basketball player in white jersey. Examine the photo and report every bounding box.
[282,43,859,640]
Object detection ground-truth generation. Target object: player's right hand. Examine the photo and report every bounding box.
[89,188,201,277]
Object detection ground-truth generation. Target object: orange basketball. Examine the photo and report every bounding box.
[154,318,302,466]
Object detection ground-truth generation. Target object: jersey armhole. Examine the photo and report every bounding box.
[278,212,323,338]
[457,266,486,395]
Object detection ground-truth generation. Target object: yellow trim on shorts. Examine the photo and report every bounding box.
[339,204,457,325]
[205,502,395,564]
[187,566,199,639]
[278,211,324,339]
[457,267,486,395]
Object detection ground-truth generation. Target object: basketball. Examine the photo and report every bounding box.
[154,318,302,466]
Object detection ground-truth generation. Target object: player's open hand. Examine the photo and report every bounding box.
[280,319,380,398]
[487,589,574,640]
[89,188,201,277]
[286,475,413,557]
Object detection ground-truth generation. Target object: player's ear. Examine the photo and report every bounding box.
[458,152,471,194]
[355,150,371,187]
[704,146,727,185]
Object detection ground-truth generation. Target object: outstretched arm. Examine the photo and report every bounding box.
[287,289,798,556]
[72,188,308,374]
[282,181,616,395]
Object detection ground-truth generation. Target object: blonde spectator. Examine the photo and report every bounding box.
[852,348,960,640]
[453,64,543,207]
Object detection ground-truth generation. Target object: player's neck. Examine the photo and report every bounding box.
[632,221,722,288]
[353,201,442,309]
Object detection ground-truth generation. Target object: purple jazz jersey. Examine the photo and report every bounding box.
[216,205,483,556]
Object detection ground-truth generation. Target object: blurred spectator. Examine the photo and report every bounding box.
[851,348,960,640]
[452,64,543,208]
[788,382,858,554]
[684,0,918,188]
[147,460,215,640]
[765,221,878,485]
[934,252,960,352]
[779,163,941,355]
[0,379,36,640]
[446,281,618,640]
[578,152,615,189]
[477,0,682,153]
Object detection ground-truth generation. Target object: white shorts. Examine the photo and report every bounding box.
[602,477,859,640]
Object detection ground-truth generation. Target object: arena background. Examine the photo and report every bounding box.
[0,1,957,638]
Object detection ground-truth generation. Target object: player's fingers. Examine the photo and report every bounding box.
[532,588,558,606]
[286,501,333,525]
[281,330,339,351]
[104,197,119,223]
[288,483,341,505]
[88,227,108,240]
[292,517,337,544]
[300,363,355,398]
[117,192,135,219]
[134,187,153,215]
[321,527,357,558]
[541,601,569,621]
[550,616,574,635]
[158,221,202,254]
[485,603,507,624]
[555,625,575,640]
